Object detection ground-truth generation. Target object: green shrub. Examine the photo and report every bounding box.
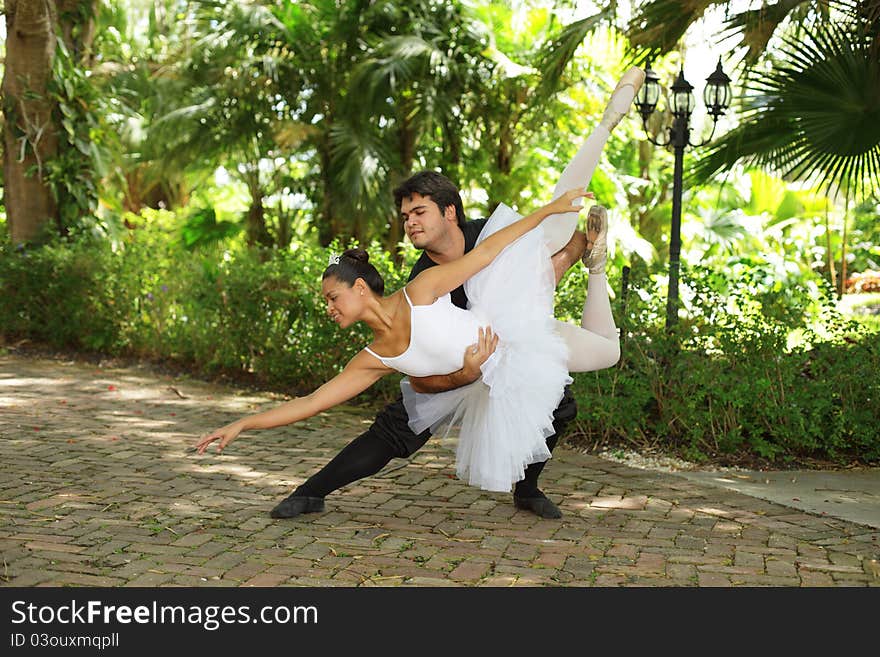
[0,241,125,351]
[567,264,880,465]
[1,221,877,464]
[0,215,415,400]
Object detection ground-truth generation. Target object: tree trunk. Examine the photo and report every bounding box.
[384,117,416,258]
[316,141,344,247]
[2,0,60,245]
[489,101,520,212]
[245,197,271,249]
[440,117,462,182]
[244,172,272,250]
[56,0,97,66]
[824,199,837,292]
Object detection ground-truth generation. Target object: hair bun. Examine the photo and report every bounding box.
[342,247,369,264]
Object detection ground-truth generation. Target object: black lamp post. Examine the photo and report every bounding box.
[635,60,732,329]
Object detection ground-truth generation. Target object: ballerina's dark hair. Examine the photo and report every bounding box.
[322,248,385,295]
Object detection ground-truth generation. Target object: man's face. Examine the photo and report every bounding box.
[400,193,456,251]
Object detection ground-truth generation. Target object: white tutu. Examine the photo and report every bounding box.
[401,203,572,492]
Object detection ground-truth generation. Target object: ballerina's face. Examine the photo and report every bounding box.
[322,276,366,329]
[400,193,457,250]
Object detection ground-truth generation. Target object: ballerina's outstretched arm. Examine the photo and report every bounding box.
[195,351,392,454]
[406,188,591,306]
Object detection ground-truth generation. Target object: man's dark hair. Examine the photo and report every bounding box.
[393,170,466,229]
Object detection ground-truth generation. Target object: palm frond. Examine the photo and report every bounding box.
[692,21,880,201]
[535,10,610,98]
[328,120,392,211]
[625,0,720,60]
[273,120,320,151]
[697,209,751,253]
[720,0,812,67]
[349,35,437,111]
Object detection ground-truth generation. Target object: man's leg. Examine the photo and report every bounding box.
[513,385,578,519]
[551,230,588,286]
[269,397,430,518]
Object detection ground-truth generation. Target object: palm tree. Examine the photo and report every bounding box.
[2,0,99,244]
[153,0,492,250]
[149,0,304,248]
[91,0,197,214]
[453,3,625,216]
[625,0,837,67]
[3,0,59,244]
[691,20,880,294]
[346,4,488,251]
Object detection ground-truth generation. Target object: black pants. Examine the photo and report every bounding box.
[294,385,578,499]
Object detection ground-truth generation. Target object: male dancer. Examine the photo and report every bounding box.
[269,171,587,520]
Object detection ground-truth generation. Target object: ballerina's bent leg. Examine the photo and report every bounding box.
[554,270,620,372]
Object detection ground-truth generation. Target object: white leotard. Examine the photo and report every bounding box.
[363,289,483,378]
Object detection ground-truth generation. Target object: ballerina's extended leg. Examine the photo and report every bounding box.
[543,67,646,254]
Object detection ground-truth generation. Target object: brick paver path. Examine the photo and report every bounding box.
[1,354,877,587]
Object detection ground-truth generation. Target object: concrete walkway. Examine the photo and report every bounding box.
[675,469,880,530]
[1,354,877,587]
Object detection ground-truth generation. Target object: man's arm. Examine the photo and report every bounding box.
[551,230,589,286]
[410,230,587,395]
[409,369,478,394]
[409,326,498,393]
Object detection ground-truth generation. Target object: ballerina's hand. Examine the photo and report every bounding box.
[195,422,243,455]
[547,188,594,216]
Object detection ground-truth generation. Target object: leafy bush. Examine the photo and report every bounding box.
[1,219,877,464]
[0,213,416,400]
[567,263,880,465]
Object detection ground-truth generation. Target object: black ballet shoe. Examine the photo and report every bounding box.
[581,204,608,275]
[513,493,563,519]
[599,66,646,133]
[269,494,325,519]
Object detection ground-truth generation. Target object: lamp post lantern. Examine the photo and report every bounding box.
[635,60,732,329]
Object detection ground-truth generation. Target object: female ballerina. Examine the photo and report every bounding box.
[196,67,646,493]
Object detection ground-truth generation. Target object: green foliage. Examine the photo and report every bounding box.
[692,20,880,202]
[45,39,118,236]
[0,213,416,399]
[567,264,880,465]
[180,207,242,250]
[0,241,123,351]
[849,198,880,272]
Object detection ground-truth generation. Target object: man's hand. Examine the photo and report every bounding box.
[461,326,499,380]
[550,229,588,286]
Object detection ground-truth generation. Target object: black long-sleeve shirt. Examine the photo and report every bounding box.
[406,218,488,310]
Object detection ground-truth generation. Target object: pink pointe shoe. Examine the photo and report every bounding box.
[599,66,646,133]
[581,205,608,275]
